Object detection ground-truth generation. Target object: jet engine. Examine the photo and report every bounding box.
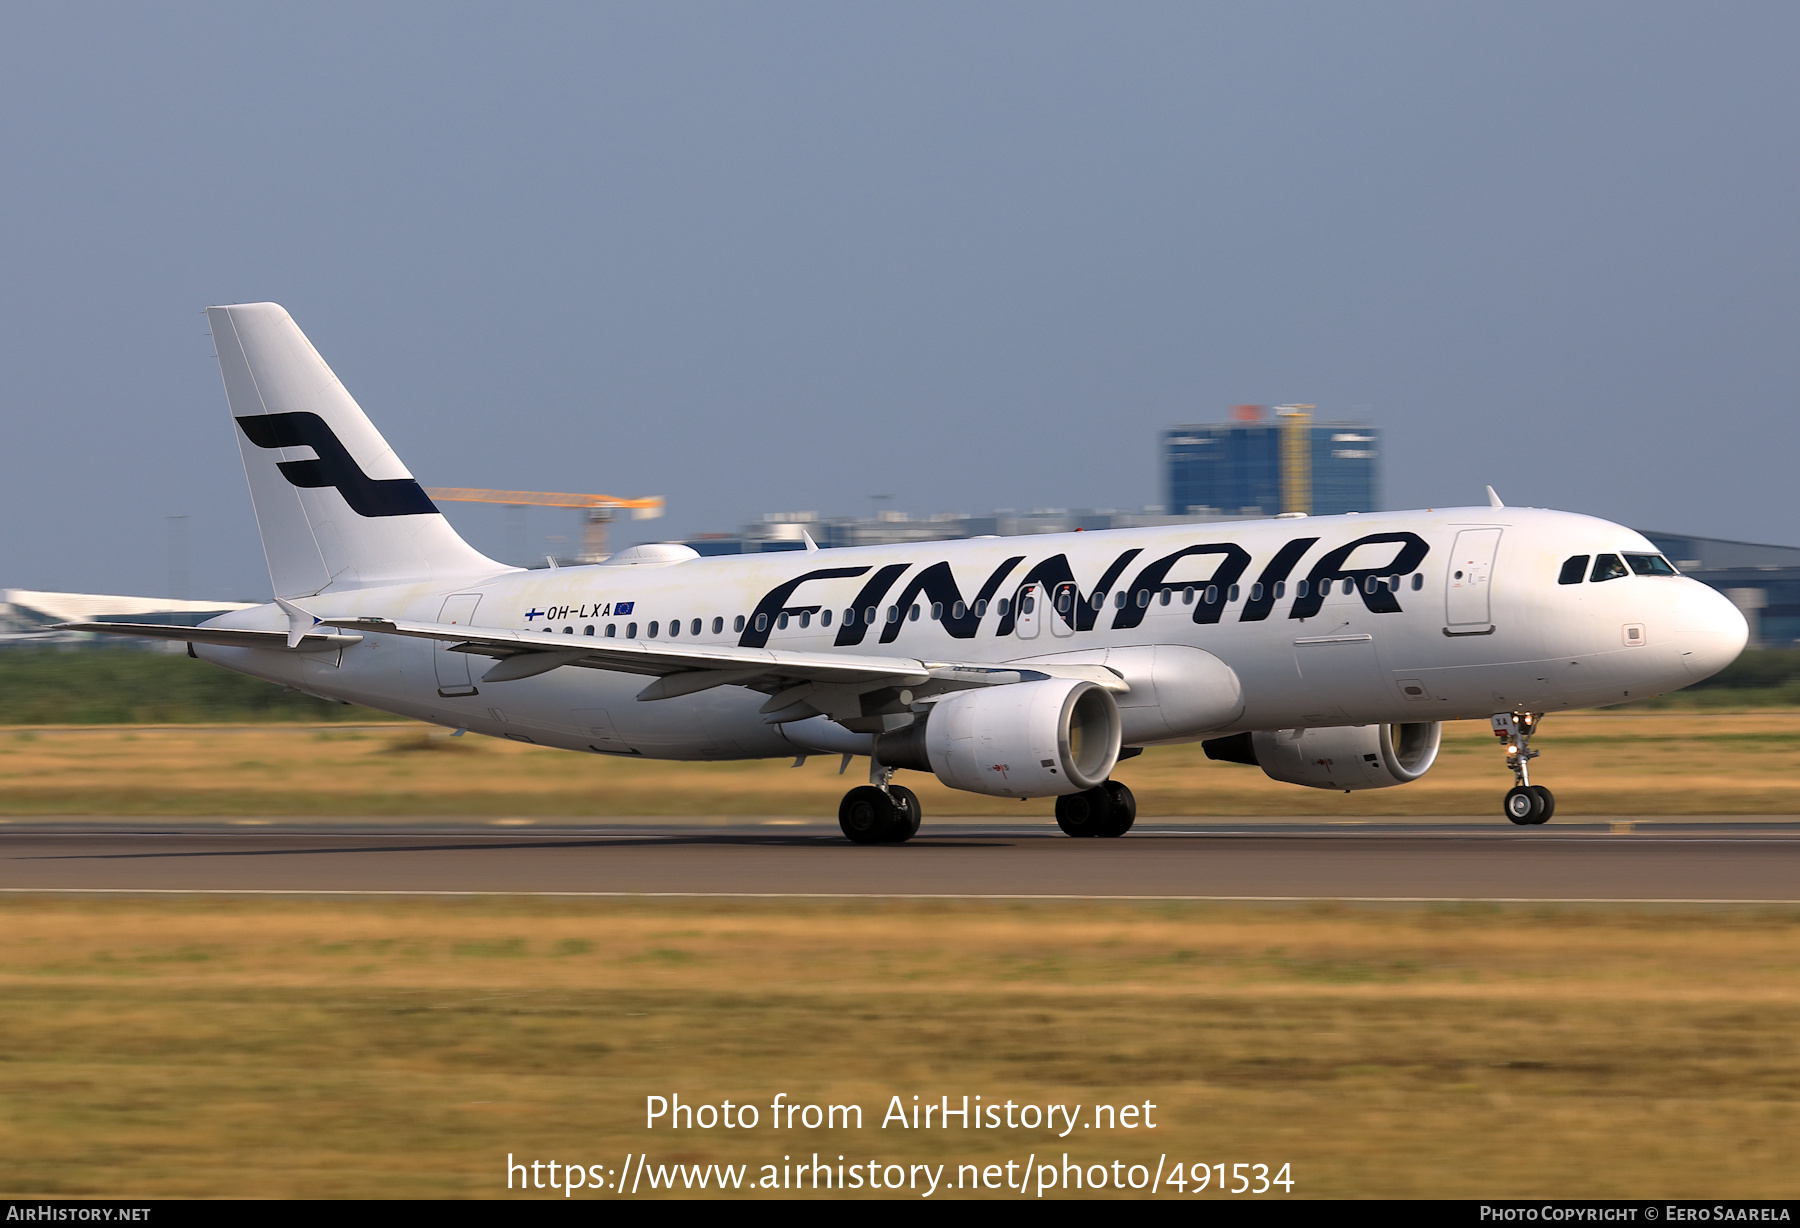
[1204,722,1442,791]
[876,677,1122,798]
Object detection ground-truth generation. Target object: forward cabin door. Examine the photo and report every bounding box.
[434,593,483,696]
[1445,528,1502,634]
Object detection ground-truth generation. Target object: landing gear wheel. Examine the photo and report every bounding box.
[887,785,922,843]
[1098,780,1136,837]
[1528,785,1555,824]
[1056,782,1134,837]
[839,785,900,845]
[1054,785,1111,837]
[1504,785,1542,825]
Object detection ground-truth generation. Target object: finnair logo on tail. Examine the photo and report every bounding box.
[236,412,438,518]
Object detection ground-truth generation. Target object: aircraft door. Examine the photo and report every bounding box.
[1014,584,1043,639]
[1050,581,1078,638]
[1445,529,1502,633]
[434,593,483,696]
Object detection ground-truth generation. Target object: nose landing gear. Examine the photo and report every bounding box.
[1492,712,1554,825]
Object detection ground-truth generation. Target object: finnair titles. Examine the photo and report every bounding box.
[71,304,1748,841]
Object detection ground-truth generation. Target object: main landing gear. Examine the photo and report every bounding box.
[838,764,922,845]
[1492,712,1554,826]
[1054,780,1137,838]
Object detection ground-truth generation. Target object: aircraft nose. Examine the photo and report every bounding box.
[1674,580,1748,681]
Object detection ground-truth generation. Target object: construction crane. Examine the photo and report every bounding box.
[1274,404,1315,516]
[423,488,664,563]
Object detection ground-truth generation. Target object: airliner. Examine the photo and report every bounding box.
[68,304,1749,841]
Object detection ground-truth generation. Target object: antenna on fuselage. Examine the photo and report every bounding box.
[1486,485,1505,508]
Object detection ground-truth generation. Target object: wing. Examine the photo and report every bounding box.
[317,615,1124,722]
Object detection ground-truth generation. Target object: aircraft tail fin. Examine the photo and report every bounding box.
[206,303,504,598]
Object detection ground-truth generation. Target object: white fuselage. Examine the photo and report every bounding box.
[194,505,1747,762]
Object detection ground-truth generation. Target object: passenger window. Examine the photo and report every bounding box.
[605,624,616,637]
[1387,575,1399,592]
[669,620,680,637]
[1591,554,1628,583]
[865,606,878,625]
[776,612,789,630]
[1365,577,1377,594]
[626,622,638,637]
[734,615,746,632]
[754,614,767,632]
[1229,584,1240,602]
[997,598,1011,618]
[1183,586,1195,604]
[821,610,832,627]
[910,604,921,621]
[1204,585,1218,604]
[1058,591,1072,613]
[1158,588,1171,606]
[1114,592,1127,609]
[798,611,810,629]
[1559,556,1589,585]
[952,601,966,619]
[1294,581,1308,598]
[691,618,702,635]
[649,621,661,637]
[1250,583,1263,602]
[1410,574,1422,591]
[584,625,594,636]
[563,626,574,635]
[712,617,724,634]
[931,602,943,620]
[1624,553,1678,576]
[973,599,988,617]
[1319,579,1332,596]
[886,606,900,624]
[1018,596,1033,615]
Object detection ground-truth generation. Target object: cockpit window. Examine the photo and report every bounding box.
[1624,553,1678,576]
[1590,553,1629,583]
[1558,555,1589,585]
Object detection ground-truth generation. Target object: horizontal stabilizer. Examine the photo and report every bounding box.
[56,622,360,652]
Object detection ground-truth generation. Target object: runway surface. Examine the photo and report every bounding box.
[2,823,1798,901]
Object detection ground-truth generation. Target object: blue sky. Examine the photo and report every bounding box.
[2,3,1795,597]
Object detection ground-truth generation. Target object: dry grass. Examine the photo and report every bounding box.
[0,896,1796,1198]
[0,711,1798,818]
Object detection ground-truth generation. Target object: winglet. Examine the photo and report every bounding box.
[273,597,319,649]
[1485,485,1505,508]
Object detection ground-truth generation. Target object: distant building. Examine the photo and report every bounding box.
[1637,533,1800,649]
[681,505,1259,556]
[1164,405,1378,518]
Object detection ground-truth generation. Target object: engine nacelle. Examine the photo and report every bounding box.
[1204,722,1442,791]
[876,677,1122,798]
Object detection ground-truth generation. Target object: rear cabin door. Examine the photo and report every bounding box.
[1444,528,1502,634]
[434,593,483,696]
